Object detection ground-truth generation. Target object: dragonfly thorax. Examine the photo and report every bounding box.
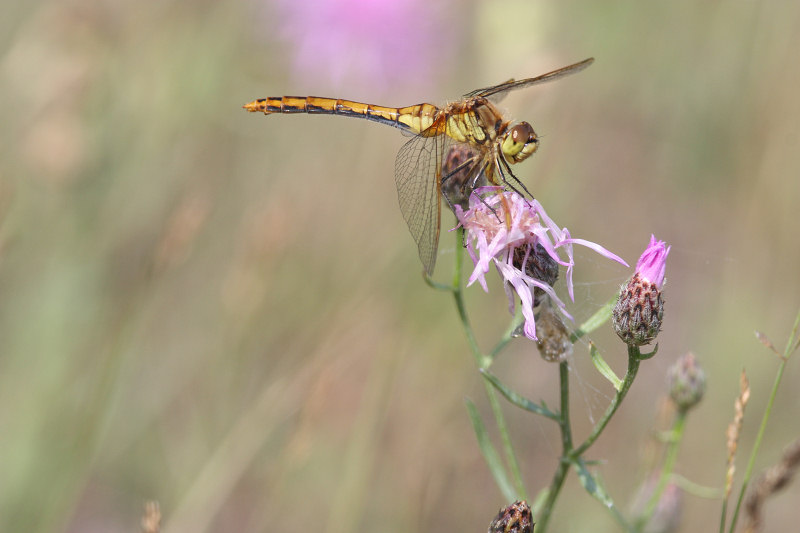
[501,122,539,163]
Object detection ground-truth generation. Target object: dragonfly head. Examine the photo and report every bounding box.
[501,122,539,163]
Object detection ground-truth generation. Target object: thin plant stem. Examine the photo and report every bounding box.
[572,345,642,457]
[535,362,573,533]
[720,498,728,533]
[727,309,800,533]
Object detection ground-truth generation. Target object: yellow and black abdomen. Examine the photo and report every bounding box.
[243,96,441,135]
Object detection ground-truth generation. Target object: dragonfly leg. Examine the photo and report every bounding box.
[441,181,457,215]
[496,156,535,201]
[441,155,479,189]
[440,152,500,222]
[466,160,487,193]
[474,160,502,222]
[440,151,483,211]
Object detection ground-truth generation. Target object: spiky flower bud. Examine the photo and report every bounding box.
[667,352,706,412]
[613,235,670,346]
[488,501,533,533]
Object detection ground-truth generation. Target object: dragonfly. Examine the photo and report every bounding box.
[244,57,594,275]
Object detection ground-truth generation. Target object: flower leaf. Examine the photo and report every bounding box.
[480,370,560,421]
[465,398,516,502]
[574,459,614,508]
[574,460,629,527]
[589,342,623,391]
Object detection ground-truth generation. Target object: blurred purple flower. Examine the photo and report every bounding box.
[455,188,628,340]
[272,0,454,90]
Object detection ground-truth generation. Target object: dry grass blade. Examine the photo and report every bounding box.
[754,331,780,357]
[743,437,800,533]
[725,371,751,499]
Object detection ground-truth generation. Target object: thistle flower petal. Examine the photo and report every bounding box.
[455,189,627,340]
[636,235,670,288]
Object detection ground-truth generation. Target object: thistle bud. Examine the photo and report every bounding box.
[667,352,706,412]
[441,145,486,211]
[613,235,670,346]
[488,501,533,533]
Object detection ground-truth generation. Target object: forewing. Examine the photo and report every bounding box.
[463,57,594,103]
[395,133,447,275]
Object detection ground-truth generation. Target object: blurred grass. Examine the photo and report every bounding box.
[1,1,799,532]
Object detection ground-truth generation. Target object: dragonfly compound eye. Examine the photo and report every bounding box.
[503,122,539,163]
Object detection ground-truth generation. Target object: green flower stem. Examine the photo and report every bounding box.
[535,362,573,533]
[451,227,527,500]
[572,344,642,458]
[484,377,529,501]
[515,336,643,533]
[727,309,800,533]
[720,495,729,533]
[635,411,687,532]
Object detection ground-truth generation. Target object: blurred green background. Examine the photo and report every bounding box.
[1,0,799,531]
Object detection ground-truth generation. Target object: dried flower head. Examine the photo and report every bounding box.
[535,302,573,362]
[667,352,706,412]
[488,501,533,533]
[726,370,751,498]
[744,437,800,533]
[456,187,627,340]
[613,235,670,346]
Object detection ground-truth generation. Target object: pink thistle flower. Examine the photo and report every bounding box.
[613,235,670,346]
[455,188,628,340]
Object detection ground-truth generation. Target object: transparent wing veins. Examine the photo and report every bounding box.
[463,58,595,101]
[394,133,448,275]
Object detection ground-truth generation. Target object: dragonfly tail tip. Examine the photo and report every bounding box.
[242,100,263,113]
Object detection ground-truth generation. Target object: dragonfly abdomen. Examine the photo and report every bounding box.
[243,97,440,135]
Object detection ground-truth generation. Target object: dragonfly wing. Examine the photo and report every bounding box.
[463,58,594,103]
[462,78,515,101]
[395,133,447,275]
